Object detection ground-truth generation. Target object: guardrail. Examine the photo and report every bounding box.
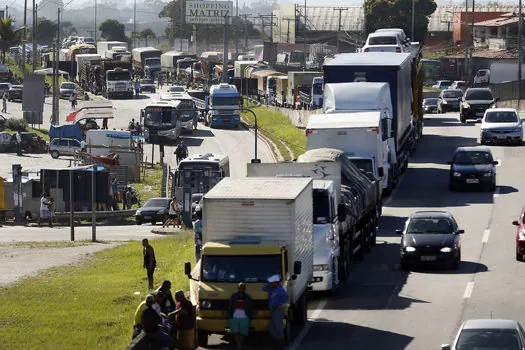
[53,209,136,221]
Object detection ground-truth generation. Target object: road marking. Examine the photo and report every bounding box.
[288,299,328,350]
[482,229,490,243]
[494,187,500,198]
[463,282,475,299]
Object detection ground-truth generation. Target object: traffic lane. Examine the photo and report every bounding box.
[457,144,525,338]
[297,113,495,349]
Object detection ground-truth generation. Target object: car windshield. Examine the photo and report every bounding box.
[443,90,463,98]
[143,199,169,208]
[141,79,153,84]
[424,98,439,105]
[485,111,518,123]
[455,82,466,87]
[406,218,454,234]
[456,329,521,350]
[439,81,452,88]
[169,86,185,93]
[369,36,397,45]
[454,151,493,165]
[61,83,75,89]
[201,255,281,283]
[466,90,494,100]
[0,84,10,89]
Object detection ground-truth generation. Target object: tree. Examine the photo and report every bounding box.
[28,18,57,45]
[140,28,156,46]
[364,0,437,42]
[61,21,78,39]
[99,19,128,42]
[0,18,19,61]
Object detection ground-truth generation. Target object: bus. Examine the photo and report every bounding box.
[160,92,198,132]
[141,100,182,143]
[173,153,230,195]
[422,59,443,85]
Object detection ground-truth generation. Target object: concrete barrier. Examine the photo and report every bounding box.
[267,106,320,128]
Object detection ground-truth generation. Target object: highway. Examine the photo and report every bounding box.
[201,111,524,349]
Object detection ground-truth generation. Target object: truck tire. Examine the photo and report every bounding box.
[339,238,350,281]
[197,330,208,347]
[293,293,307,326]
[364,222,372,253]
[355,229,365,261]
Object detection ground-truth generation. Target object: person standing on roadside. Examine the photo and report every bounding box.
[263,275,289,348]
[168,290,196,350]
[2,91,7,113]
[134,80,141,98]
[142,238,157,290]
[70,90,78,109]
[193,211,203,261]
[15,130,22,156]
[228,282,253,349]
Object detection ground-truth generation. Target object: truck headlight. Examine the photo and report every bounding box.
[135,210,141,216]
[453,172,462,177]
[462,103,470,109]
[519,231,525,241]
[200,300,212,309]
[405,246,416,252]
[313,264,329,271]
[440,247,453,253]
[442,100,448,104]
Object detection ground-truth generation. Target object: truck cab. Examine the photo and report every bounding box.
[106,67,133,99]
[144,57,161,79]
[206,83,240,128]
[474,69,490,85]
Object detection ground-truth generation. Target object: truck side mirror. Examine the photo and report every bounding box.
[293,261,302,275]
[337,203,346,222]
[184,261,191,277]
[378,167,384,178]
[441,345,451,350]
[495,97,500,101]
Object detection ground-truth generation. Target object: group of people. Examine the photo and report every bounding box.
[174,141,189,165]
[128,118,142,136]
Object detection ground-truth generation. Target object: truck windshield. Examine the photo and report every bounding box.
[178,60,194,69]
[466,90,494,100]
[144,106,174,125]
[107,71,130,81]
[350,158,374,174]
[201,255,281,283]
[175,163,222,193]
[313,190,331,224]
[145,58,161,66]
[211,97,239,106]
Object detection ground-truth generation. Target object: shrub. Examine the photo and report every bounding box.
[5,118,28,132]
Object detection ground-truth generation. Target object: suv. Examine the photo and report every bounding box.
[9,132,47,153]
[437,89,463,113]
[49,138,81,158]
[8,85,23,101]
[459,88,498,123]
[450,81,467,92]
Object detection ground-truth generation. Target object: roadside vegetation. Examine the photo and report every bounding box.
[132,163,164,204]
[2,117,50,141]
[0,233,194,349]
[242,106,306,160]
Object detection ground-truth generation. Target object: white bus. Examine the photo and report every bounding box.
[141,100,182,143]
[173,153,230,195]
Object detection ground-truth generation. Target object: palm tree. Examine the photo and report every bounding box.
[0,18,19,62]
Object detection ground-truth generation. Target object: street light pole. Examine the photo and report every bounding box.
[32,0,36,72]
[519,0,523,101]
[411,0,415,40]
[464,0,469,81]
[94,0,97,42]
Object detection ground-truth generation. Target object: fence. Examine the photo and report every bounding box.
[489,80,525,101]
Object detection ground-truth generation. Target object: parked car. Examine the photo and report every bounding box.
[432,80,452,90]
[139,79,156,93]
[135,197,171,225]
[448,146,498,191]
[441,319,525,350]
[449,80,467,92]
[480,108,522,145]
[0,114,5,131]
[49,138,82,158]
[0,131,10,152]
[0,82,12,95]
[459,88,498,123]
[422,98,439,114]
[437,89,463,113]
[362,32,406,53]
[512,210,525,261]
[8,85,23,101]
[8,132,47,153]
[397,211,463,270]
[59,82,77,99]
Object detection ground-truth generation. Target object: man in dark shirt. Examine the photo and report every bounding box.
[168,290,196,350]
[142,239,157,290]
[126,306,175,350]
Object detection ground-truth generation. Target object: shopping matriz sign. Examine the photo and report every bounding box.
[186,1,233,25]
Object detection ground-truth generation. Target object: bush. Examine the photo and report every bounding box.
[5,118,28,132]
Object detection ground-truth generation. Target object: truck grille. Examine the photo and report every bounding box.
[218,110,234,115]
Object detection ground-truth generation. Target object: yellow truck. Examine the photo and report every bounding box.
[184,177,314,347]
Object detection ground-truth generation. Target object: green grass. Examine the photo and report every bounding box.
[132,164,164,204]
[242,106,306,160]
[0,233,195,349]
[3,127,50,142]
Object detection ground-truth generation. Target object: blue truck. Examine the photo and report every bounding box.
[204,83,241,128]
[323,52,423,191]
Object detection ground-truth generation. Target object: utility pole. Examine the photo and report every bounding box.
[242,14,248,50]
[52,8,60,125]
[333,7,348,54]
[94,0,97,41]
[222,15,229,83]
[23,0,27,74]
[180,0,183,51]
[235,0,238,57]
[133,0,136,49]
[519,0,523,101]
[470,0,475,82]
[411,0,415,40]
[282,18,294,43]
[303,0,307,70]
[464,0,469,81]
[32,0,37,72]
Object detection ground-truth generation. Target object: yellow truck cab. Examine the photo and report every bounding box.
[184,177,313,347]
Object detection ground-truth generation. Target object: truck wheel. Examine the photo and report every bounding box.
[197,330,208,347]
[364,222,372,253]
[355,230,365,261]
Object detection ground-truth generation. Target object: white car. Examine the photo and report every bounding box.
[49,138,82,158]
[168,86,186,93]
[375,28,409,47]
[432,80,452,90]
[480,108,523,145]
[362,32,406,53]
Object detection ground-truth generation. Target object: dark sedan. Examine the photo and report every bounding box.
[437,89,463,113]
[135,197,171,225]
[139,79,156,93]
[448,146,497,192]
[8,85,23,101]
[422,98,438,114]
[397,211,464,270]
[459,88,498,123]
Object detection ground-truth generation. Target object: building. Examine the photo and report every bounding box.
[473,12,520,50]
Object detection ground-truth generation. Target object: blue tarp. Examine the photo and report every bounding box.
[49,125,82,141]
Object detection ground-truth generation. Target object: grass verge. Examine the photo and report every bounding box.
[3,127,50,142]
[0,240,98,249]
[242,106,306,160]
[0,233,195,349]
[132,164,164,204]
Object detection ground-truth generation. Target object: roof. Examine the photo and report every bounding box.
[162,51,193,57]
[250,69,284,78]
[145,100,181,108]
[455,146,492,153]
[204,177,312,200]
[474,13,520,27]
[65,101,115,123]
[307,112,381,129]
[324,52,411,67]
[428,5,519,32]
[411,211,453,219]
[485,108,518,113]
[132,47,161,53]
[203,241,282,255]
[462,319,520,330]
[445,49,518,59]
[182,153,228,163]
[323,82,391,112]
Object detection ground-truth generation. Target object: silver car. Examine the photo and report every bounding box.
[59,82,77,99]
[480,108,523,145]
[49,138,82,158]
[442,319,525,350]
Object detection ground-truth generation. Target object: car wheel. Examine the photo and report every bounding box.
[453,251,461,269]
[51,150,59,159]
[151,220,156,226]
[516,252,523,262]
[480,138,486,145]
[489,183,496,192]
[197,330,208,347]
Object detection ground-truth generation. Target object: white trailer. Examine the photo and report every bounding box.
[96,41,128,55]
[75,54,101,82]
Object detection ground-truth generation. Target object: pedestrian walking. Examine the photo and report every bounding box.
[2,91,7,113]
[142,238,157,290]
[102,118,108,130]
[134,80,141,98]
[192,110,198,130]
[228,282,254,349]
[263,275,289,348]
[125,188,133,209]
[38,193,54,227]
[15,131,22,155]
[163,197,180,229]
[158,73,164,89]
[193,211,203,261]
[80,138,87,152]
[174,141,188,165]
[70,90,78,109]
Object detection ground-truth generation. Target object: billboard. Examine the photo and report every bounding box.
[22,74,45,124]
[186,1,233,25]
